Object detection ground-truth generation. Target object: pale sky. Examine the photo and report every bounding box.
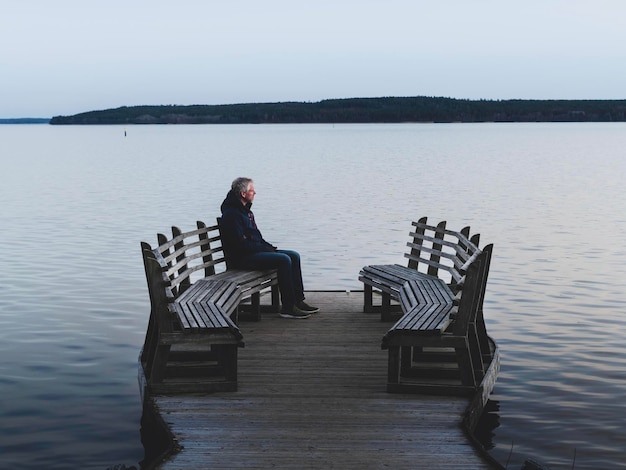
[2,0,625,118]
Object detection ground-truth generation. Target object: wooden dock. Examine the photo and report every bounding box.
[145,291,499,469]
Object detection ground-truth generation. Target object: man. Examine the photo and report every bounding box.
[219,177,319,319]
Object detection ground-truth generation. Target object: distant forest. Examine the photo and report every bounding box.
[49,96,626,125]
[1,118,50,124]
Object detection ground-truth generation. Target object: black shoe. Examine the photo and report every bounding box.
[279,305,311,319]
[296,301,319,313]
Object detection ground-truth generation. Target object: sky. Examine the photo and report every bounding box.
[2,0,626,118]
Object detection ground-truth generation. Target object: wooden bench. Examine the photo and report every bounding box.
[359,217,481,321]
[158,220,280,321]
[381,244,493,396]
[140,247,244,394]
[139,220,279,394]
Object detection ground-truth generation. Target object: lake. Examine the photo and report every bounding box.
[1,122,625,469]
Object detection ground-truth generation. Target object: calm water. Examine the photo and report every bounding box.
[1,123,625,469]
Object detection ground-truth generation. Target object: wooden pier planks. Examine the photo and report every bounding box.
[151,291,497,469]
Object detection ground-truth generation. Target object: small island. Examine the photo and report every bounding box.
[49,96,626,125]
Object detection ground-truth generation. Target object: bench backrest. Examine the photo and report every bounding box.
[151,220,227,297]
[140,242,178,334]
[451,243,493,336]
[405,216,481,289]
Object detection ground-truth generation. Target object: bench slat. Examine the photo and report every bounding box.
[399,277,454,311]
[173,280,243,336]
[177,303,200,330]
[411,220,477,250]
[187,300,220,329]
[390,302,454,336]
[406,233,470,262]
[359,264,446,300]
[399,280,428,312]
[156,224,217,252]
[209,269,279,296]
[403,248,465,283]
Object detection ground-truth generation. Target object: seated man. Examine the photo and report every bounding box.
[219,177,319,319]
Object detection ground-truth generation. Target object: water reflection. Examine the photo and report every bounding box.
[2,123,626,468]
[474,399,501,452]
[136,400,174,470]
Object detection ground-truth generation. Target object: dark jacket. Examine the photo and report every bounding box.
[219,190,276,267]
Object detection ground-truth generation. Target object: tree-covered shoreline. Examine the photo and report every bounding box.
[49,96,626,125]
[0,118,50,124]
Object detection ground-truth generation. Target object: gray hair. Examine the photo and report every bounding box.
[231,177,253,194]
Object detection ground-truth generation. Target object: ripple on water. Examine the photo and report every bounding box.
[4,123,626,469]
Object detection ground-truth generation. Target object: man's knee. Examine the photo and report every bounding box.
[276,252,292,266]
[279,249,300,263]
[263,252,291,271]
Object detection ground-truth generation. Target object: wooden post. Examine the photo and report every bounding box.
[427,220,447,278]
[407,216,428,270]
[197,220,217,277]
[172,226,191,294]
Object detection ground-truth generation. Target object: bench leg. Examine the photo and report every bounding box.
[411,346,424,360]
[149,344,171,383]
[363,285,402,320]
[467,325,485,381]
[400,346,412,376]
[216,344,238,390]
[363,284,374,313]
[271,285,280,311]
[455,345,477,388]
[387,346,401,387]
[225,346,238,387]
[251,292,261,321]
[382,292,391,311]
[381,292,402,321]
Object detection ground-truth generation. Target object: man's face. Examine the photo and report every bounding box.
[241,182,256,204]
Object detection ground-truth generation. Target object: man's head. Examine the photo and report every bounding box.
[231,177,256,205]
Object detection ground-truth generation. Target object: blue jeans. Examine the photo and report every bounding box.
[239,249,305,309]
